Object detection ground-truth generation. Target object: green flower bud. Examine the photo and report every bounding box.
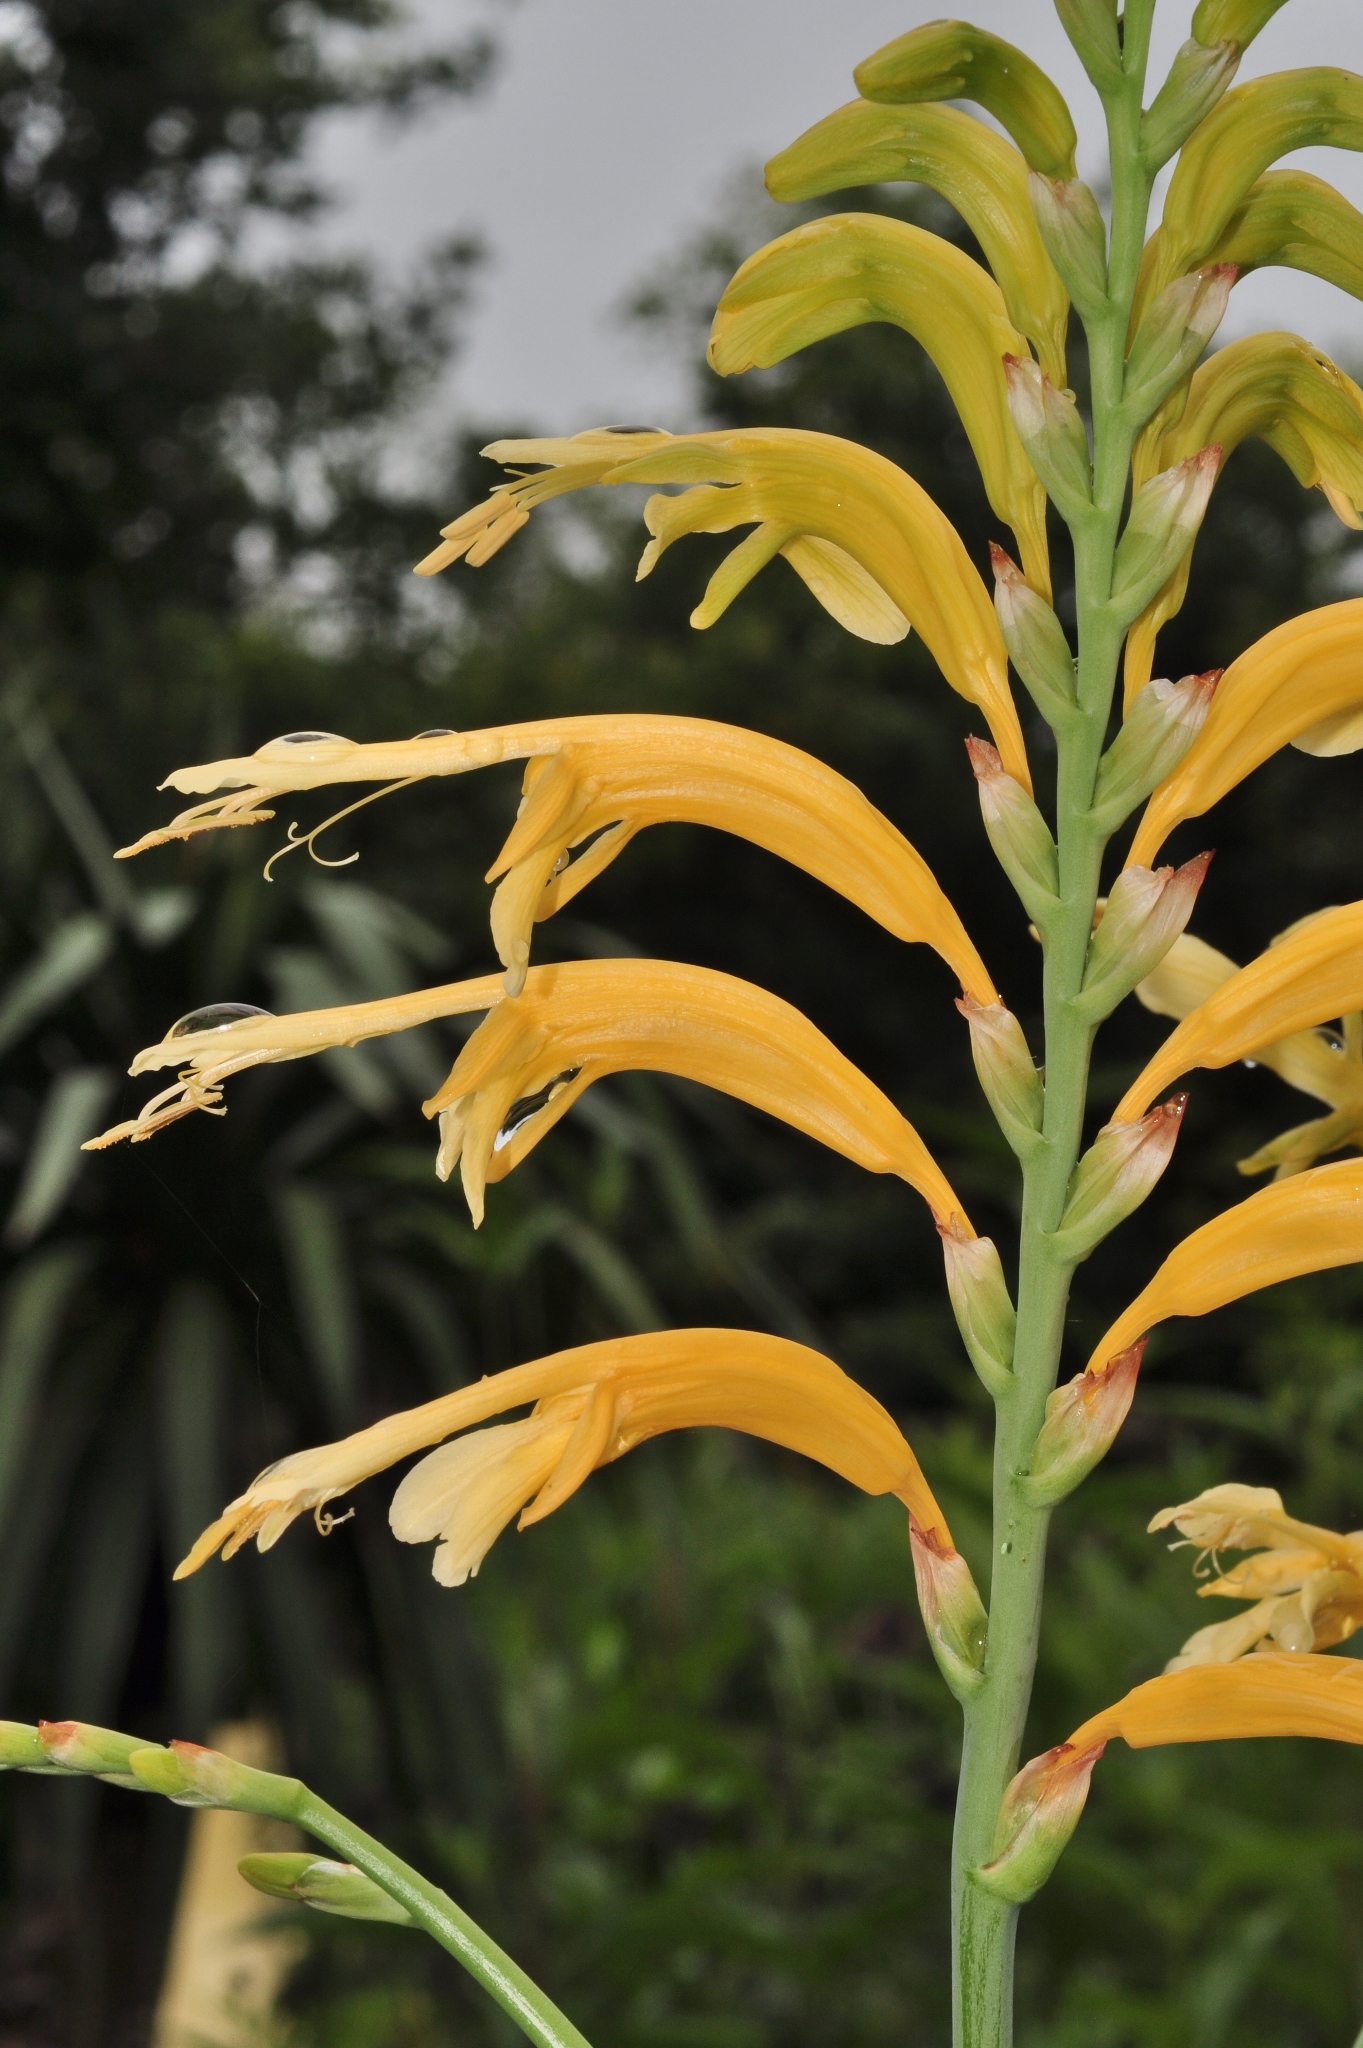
[1110,449,1221,620]
[971,1740,1105,1902]
[939,1216,1016,1394]
[1089,671,1220,831]
[1076,853,1211,1019]
[129,1739,306,1817]
[239,1853,415,1924]
[1003,355,1093,518]
[1123,266,1235,425]
[990,543,1076,724]
[909,1515,989,1700]
[1023,1342,1146,1507]
[1027,173,1109,316]
[1049,1099,1187,1262]
[956,992,1045,1160]
[966,738,1060,926]
[37,1720,163,1789]
[0,1721,62,1773]
[1142,39,1242,170]
[1191,0,1286,57]
[1053,0,1122,87]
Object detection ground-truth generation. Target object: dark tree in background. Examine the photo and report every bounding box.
[3,10,1363,2045]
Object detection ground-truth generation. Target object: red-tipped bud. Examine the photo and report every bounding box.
[956,993,1045,1158]
[1111,448,1221,618]
[1078,852,1212,1016]
[1052,1102,1187,1259]
[972,1740,1106,1902]
[0,1720,58,1772]
[37,1719,149,1784]
[967,738,1060,924]
[910,1514,989,1699]
[939,1215,1016,1393]
[128,1738,306,1817]
[1027,171,1109,315]
[1125,264,1236,422]
[1090,670,1221,828]
[1024,1340,1147,1505]
[990,543,1075,721]
[1003,355,1093,517]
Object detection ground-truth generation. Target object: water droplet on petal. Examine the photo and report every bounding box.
[493,1069,581,1152]
[166,1003,274,1040]
[254,731,353,764]
[1242,1059,1258,1071]
[602,424,662,436]
[413,728,456,739]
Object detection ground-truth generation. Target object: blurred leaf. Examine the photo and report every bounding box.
[0,914,113,1061]
[275,1180,361,1430]
[3,1067,114,1246]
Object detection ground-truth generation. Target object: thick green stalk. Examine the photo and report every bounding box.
[949,24,1157,2048]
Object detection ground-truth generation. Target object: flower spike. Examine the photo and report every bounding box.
[1129,599,1363,866]
[763,100,1068,384]
[422,960,970,1230]
[122,715,997,1005]
[1083,1157,1363,1378]
[709,214,1051,595]
[1118,899,1363,1120]
[174,1328,952,1584]
[417,428,1031,791]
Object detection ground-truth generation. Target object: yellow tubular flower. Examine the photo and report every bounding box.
[1135,930,1363,1179]
[1068,1653,1363,1751]
[1192,0,1289,52]
[1124,336,1363,703]
[414,428,1031,791]
[1148,1483,1363,1667]
[1083,1158,1363,1376]
[709,215,1051,597]
[1147,70,1363,308]
[1128,599,1363,867]
[423,959,970,1231]
[1117,900,1363,1120]
[172,1328,953,1583]
[1207,170,1363,306]
[83,975,506,1150]
[112,716,997,1006]
[853,23,1078,181]
[763,98,1069,386]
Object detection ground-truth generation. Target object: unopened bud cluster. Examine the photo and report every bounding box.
[1077,853,1211,1017]
[1090,671,1220,831]
[966,738,1060,925]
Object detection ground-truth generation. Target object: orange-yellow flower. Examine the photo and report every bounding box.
[1082,1157,1363,1377]
[1068,1652,1363,1751]
[1128,599,1363,867]
[1134,928,1363,1178]
[85,960,969,1237]
[423,959,970,1230]
[414,427,1031,790]
[1117,900,1363,1121]
[122,717,996,1005]
[1149,1483,1363,1667]
[173,1328,951,1585]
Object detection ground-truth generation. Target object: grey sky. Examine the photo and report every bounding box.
[309,1,1363,435]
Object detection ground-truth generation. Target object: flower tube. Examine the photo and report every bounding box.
[708,214,1051,595]
[1116,899,1363,1118]
[422,958,970,1229]
[115,714,997,1005]
[853,21,1078,180]
[1128,599,1363,866]
[415,427,1030,790]
[1068,1652,1363,1751]
[1083,1157,1363,1376]
[174,1328,952,1583]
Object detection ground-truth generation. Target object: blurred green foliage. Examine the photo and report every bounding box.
[3,6,1363,2046]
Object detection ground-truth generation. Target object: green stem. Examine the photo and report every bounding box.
[296,1790,594,2048]
[949,29,1157,2048]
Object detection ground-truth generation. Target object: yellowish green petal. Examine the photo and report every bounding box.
[853,23,1077,180]
[709,214,1051,596]
[763,98,1068,386]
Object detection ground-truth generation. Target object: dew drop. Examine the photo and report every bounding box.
[413,728,457,739]
[552,850,570,876]
[602,424,662,436]
[166,1002,274,1040]
[492,1069,581,1152]
[254,730,353,763]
